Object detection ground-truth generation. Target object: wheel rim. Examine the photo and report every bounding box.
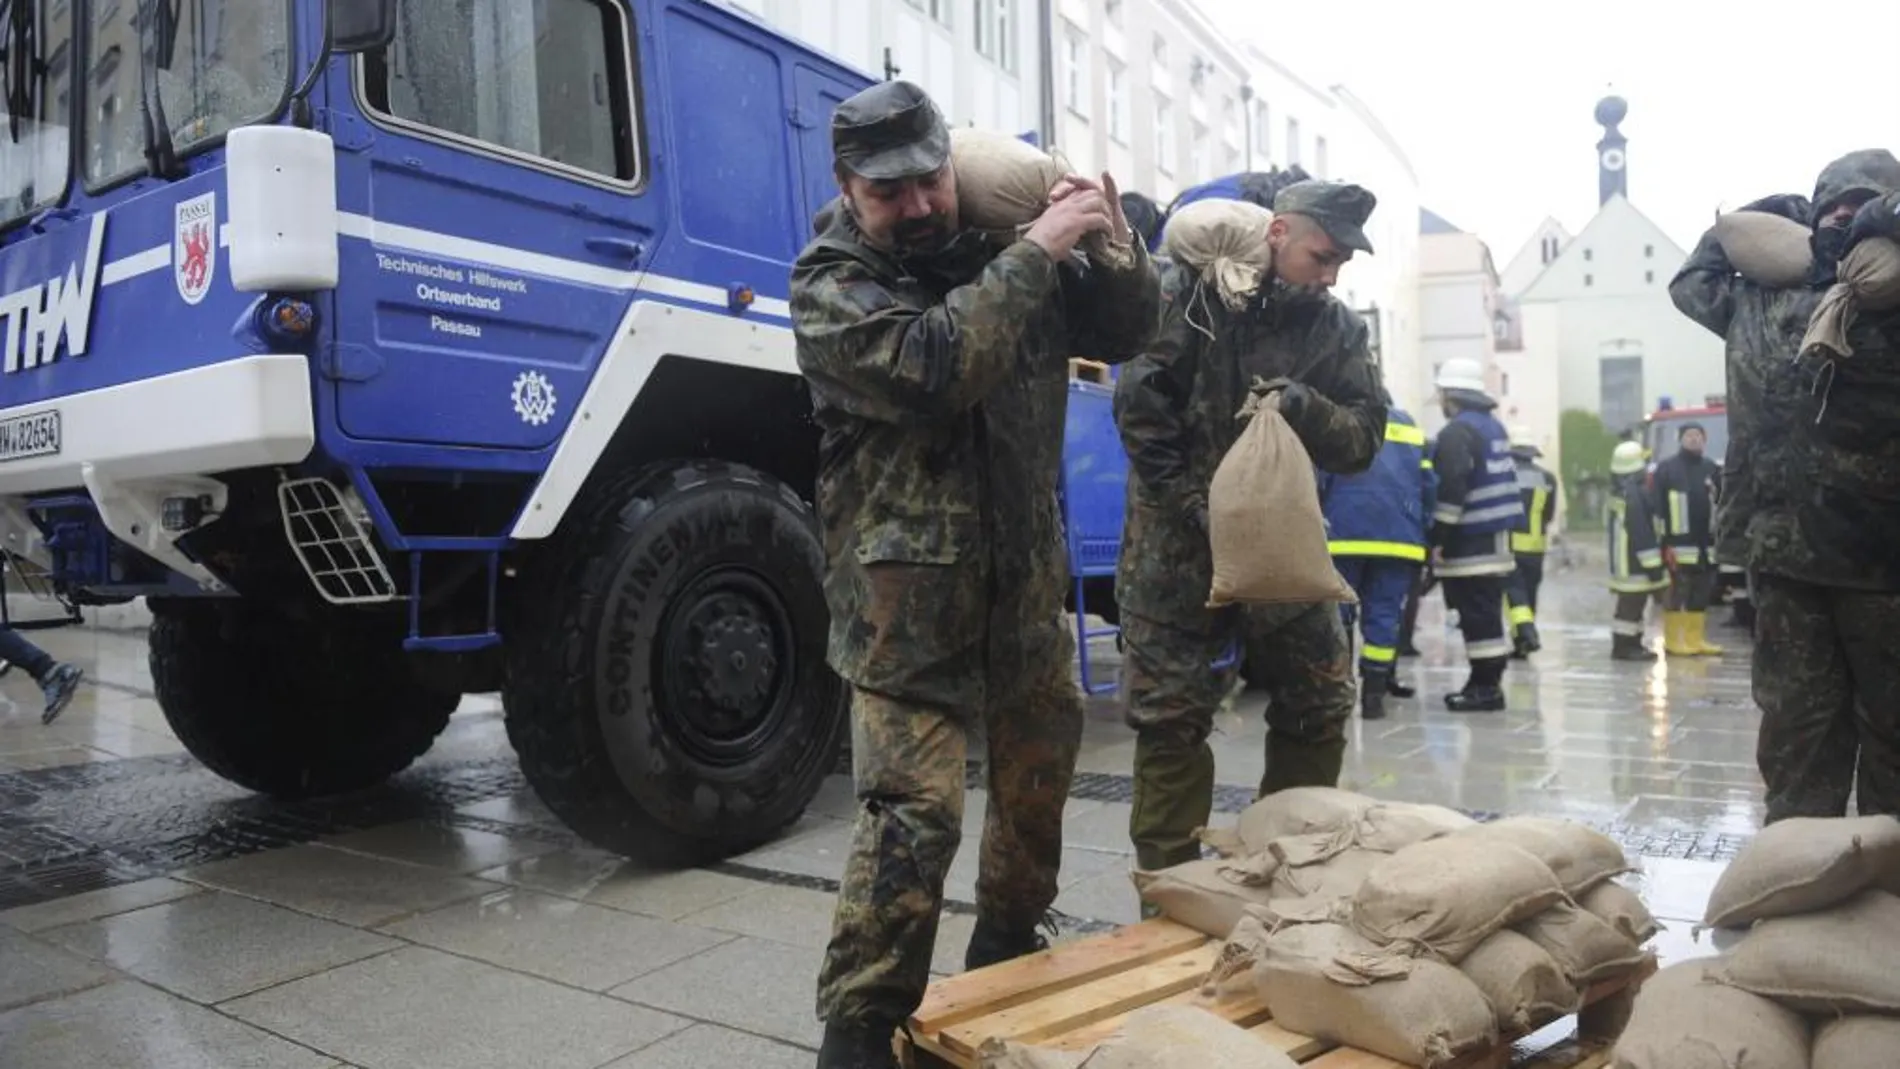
[655,566,796,767]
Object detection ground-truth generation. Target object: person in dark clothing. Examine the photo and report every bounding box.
[1606,441,1668,662]
[1651,422,1724,656]
[1505,425,1559,659]
[1428,358,1524,712]
[0,628,83,724]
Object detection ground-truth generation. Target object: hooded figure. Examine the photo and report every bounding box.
[1676,148,1900,826]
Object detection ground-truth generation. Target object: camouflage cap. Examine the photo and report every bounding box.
[831,80,952,182]
[1273,179,1379,254]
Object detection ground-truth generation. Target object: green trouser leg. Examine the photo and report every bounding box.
[1259,728,1346,797]
[1130,730,1216,874]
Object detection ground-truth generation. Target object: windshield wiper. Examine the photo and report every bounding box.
[136,0,183,178]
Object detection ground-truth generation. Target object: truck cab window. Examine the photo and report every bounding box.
[362,0,637,184]
[83,0,292,186]
[0,0,74,227]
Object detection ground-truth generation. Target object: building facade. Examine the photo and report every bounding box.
[1416,209,1505,436]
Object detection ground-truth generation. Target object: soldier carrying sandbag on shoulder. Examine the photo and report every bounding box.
[790,80,1162,1069]
[1112,179,1387,876]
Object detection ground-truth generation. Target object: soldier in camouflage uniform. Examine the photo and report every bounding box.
[1671,149,1900,823]
[790,81,1162,1068]
[1113,180,1386,873]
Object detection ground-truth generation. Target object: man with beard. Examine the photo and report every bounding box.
[1113,179,1385,874]
[1671,148,1900,822]
[791,81,1162,1068]
[1651,422,1724,656]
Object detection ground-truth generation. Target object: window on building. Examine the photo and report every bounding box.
[1155,96,1175,175]
[1152,34,1167,70]
[1541,235,1559,263]
[1583,247,1593,261]
[1644,244,1654,257]
[1191,122,1209,181]
[1315,135,1328,178]
[1063,24,1090,116]
[1585,274,1594,286]
[362,0,637,183]
[1645,270,1655,283]
[1104,0,1123,27]
[1253,102,1271,161]
[903,0,950,24]
[1106,61,1128,143]
[1501,372,1511,396]
[1221,95,1238,143]
[971,0,1017,71]
[1286,116,1301,165]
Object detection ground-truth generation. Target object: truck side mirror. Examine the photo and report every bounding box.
[330,0,397,54]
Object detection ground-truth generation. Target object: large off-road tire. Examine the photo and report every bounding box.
[149,602,460,798]
[503,460,847,867]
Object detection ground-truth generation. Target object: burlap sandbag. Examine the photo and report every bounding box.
[1231,787,1378,854]
[1462,816,1633,896]
[1577,880,1661,945]
[1802,237,1900,360]
[1269,847,1385,902]
[1456,929,1580,1034]
[1272,802,1477,867]
[1611,960,1810,1069]
[1348,836,1567,964]
[1702,814,1900,928]
[980,1004,1302,1069]
[1713,888,1900,1015]
[1515,901,1648,986]
[1811,1015,1900,1069]
[1715,209,1815,288]
[1132,857,1280,939]
[1207,389,1358,608]
[1251,921,1497,1069]
[1159,198,1274,312]
[948,127,1136,271]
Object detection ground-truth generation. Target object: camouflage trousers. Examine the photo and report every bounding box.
[815,656,1084,1025]
[1121,603,1354,872]
[1754,573,1900,823]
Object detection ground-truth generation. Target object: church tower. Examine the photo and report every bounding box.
[1595,93,1628,205]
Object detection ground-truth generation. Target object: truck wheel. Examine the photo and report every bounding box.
[149,604,460,798]
[504,460,846,867]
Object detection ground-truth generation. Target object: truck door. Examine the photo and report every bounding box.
[791,65,868,230]
[330,0,661,451]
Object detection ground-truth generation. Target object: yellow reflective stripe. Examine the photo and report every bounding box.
[1511,532,1548,553]
[1363,644,1397,664]
[1328,540,1428,561]
[1528,488,1548,540]
[1675,548,1704,565]
[1421,459,1434,470]
[1669,491,1689,534]
[1385,422,1426,446]
[1509,605,1536,626]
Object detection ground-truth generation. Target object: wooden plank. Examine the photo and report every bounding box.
[1248,1020,1336,1061]
[909,919,1208,1038]
[939,944,1222,1057]
[1039,981,1272,1052]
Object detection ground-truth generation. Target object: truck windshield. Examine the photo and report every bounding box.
[83,0,292,186]
[0,0,74,230]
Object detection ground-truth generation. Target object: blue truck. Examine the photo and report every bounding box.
[0,0,994,865]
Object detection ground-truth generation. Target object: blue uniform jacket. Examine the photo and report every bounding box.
[1318,408,1435,561]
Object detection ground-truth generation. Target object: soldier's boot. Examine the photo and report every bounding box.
[1612,634,1659,662]
[1445,659,1507,713]
[964,913,1058,972]
[1663,612,1697,657]
[817,1018,901,1069]
[1359,682,1387,722]
[1260,731,1347,795]
[1688,613,1726,657]
[1384,673,1416,698]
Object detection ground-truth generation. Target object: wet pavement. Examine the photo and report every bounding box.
[0,552,1762,1067]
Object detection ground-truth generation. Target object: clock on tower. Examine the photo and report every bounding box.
[1595,93,1629,206]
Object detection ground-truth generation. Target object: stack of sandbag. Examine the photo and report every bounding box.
[1200,815,1656,1067]
[1134,788,1476,939]
[1614,815,1900,1069]
[947,127,1136,270]
[977,1004,1301,1069]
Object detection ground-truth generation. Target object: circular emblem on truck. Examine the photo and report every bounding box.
[512,371,557,426]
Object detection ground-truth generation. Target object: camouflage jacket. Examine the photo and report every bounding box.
[791,202,1162,708]
[1669,200,1822,569]
[1113,261,1386,626]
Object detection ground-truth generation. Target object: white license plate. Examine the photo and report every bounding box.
[0,409,61,462]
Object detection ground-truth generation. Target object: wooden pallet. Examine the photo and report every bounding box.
[899,919,1650,1069]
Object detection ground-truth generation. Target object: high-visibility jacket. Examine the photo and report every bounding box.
[1609,472,1669,593]
[1511,456,1559,555]
[1431,406,1525,578]
[1650,451,1720,567]
[1318,408,1434,561]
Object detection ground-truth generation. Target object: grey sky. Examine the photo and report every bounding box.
[1201,0,1900,260]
